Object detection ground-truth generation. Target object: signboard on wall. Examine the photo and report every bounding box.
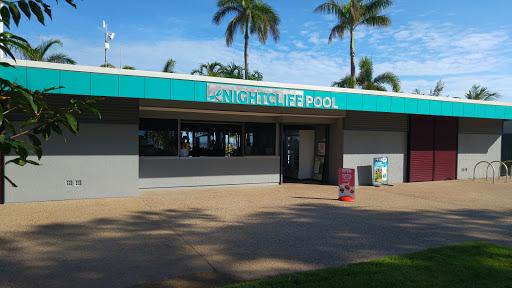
[373,157,389,186]
[207,83,339,109]
[338,168,355,201]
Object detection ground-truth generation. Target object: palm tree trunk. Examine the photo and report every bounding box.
[350,30,356,88]
[244,21,249,80]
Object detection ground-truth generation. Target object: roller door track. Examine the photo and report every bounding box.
[409,115,458,182]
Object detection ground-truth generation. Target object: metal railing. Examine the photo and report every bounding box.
[473,161,495,184]
[486,161,509,183]
[503,160,512,179]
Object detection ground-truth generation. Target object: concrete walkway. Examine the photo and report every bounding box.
[1,179,511,287]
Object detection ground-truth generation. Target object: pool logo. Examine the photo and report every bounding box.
[207,90,223,102]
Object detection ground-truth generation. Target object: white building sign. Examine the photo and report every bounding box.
[207,83,339,109]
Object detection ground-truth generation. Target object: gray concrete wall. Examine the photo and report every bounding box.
[328,119,344,185]
[457,133,502,179]
[343,130,407,186]
[4,123,139,203]
[504,121,512,134]
[139,156,280,189]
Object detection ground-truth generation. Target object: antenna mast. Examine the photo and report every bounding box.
[103,20,115,67]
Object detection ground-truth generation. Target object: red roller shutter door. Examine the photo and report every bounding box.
[434,117,458,181]
[409,115,435,182]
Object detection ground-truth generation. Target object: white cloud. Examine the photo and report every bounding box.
[294,41,307,49]
[361,21,512,80]
[401,75,512,103]
[29,18,512,103]
[53,35,345,87]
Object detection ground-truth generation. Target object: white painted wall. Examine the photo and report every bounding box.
[457,134,502,179]
[139,156,280,189]
[298,130,315,179]
[343,130,408,186]
[4,123,139,203]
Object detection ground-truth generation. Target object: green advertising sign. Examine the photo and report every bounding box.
[373,157,389,186]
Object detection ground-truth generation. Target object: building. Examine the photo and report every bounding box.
[1,60,511,203]
[503,121,512,170]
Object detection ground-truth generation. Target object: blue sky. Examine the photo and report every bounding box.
[10,0,512,102]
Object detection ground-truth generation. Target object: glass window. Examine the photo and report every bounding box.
[245,123,276,156]
[139,118,178,156]
[181,122,242,157]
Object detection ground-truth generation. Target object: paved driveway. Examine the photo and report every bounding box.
[1,180,511,287]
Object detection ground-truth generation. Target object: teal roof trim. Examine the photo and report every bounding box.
[1,65,511,120]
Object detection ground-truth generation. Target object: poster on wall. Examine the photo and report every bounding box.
[313,157,325,181]
[338,168,355,201]
[373,157,389,186]
[317,143,326,156]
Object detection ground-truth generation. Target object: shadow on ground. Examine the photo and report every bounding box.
[1,202,511,287]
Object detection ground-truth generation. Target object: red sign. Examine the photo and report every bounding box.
[339,168,355,201]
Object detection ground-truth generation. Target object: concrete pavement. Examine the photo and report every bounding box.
[1,179,511,287]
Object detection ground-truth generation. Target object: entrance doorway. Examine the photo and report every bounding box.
[282,125,328,183]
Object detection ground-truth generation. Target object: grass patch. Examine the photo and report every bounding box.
[225,242,512,288]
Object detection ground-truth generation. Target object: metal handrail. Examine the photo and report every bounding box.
[473,161,495,184]
[486,161,509,183]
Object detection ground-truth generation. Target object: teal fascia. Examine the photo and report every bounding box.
[27,68,60,93]
[171,79,195,101]
[60,71,90,96]
[390,97,405,114]
[194,82,207,102]
[145,77,170,100]
[376,96,391,113]
[331,93,347,110]
[91,73,118,97]
[463,103,475,118]
[474,103,486,118]
[429,101,442,115]
[506,107,512,120]
[452,102,464,117]
[347,93,363,111]
[417,99,430,115]
[119,75,144,98]
[484,105,496,119]
[361,94,378,111]
[6,66,512,120]
[404,98,418,114]
[441,101,453,116]
[0,65,26,86]
[494,106,505,119]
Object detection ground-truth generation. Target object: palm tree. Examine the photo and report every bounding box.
[412,80,445,96]
[465,84,501,101]
[191,62,224,77]
[247,70,263,81]
[100,63,116,68]
[219,62,264,81]
[213,0,280,80]
[332,56,400,92]
[11,38,76,64]
[220,62,244,79]
[315,0,392,87]
[162,58,176,73]
[122,65,135,70]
